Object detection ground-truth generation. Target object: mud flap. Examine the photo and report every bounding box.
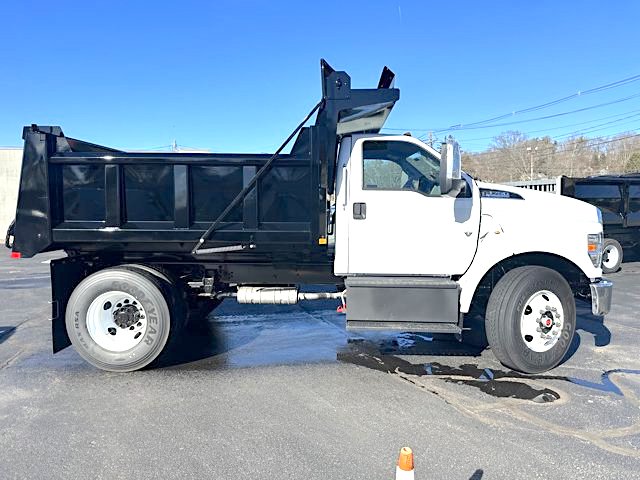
[51,256,88,353]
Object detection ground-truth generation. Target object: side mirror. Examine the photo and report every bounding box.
[439,138,462,195]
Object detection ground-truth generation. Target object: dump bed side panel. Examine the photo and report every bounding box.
[14,125,324,258]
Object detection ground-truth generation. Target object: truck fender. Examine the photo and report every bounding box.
[458,250,586,313]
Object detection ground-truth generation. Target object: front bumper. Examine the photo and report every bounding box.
[590,279,613,316]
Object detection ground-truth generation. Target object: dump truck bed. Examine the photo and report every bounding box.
[9,60,399,260]
[13,125,324,258]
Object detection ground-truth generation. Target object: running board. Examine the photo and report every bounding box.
[345,276,461,329]
[346,321,461,334]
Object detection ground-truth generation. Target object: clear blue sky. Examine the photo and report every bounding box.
[1,0,639,153]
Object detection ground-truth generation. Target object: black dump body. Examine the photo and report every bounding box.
[561,174,640,249]
[10,60,399,264]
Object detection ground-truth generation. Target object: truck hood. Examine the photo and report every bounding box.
[474,180,603,280]
[476,181,601,225]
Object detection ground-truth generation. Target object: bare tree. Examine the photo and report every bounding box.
[461,130,640,182]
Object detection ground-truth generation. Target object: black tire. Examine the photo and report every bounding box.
[485,266,576,374]
[602,238,623,274]
[65,267,175,372]
[123,264,187,332]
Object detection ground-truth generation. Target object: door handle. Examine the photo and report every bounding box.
[353,202,366,219]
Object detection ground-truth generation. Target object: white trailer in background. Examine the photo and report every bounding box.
[504,177,561,193]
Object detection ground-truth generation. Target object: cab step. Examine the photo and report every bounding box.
[346,320,461,334]
[345,276,461,331]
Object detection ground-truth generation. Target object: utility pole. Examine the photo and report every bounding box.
[428,131,433,147]
[527,145,538,181]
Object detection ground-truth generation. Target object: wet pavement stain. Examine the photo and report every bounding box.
[156,306,638,403]
[339,342,640,402]
[338,347,562,402]
[444,379,560,402]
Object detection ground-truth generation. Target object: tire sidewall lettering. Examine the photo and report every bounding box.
[497,267,576,372]
[65,269,170,370]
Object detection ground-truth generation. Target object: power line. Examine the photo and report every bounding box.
[136,144,173,151]
[460,114,640,150]
[464,132,640,164]
[466,132,640,160]
[415,92,640,142]
[552,115,640,141]
[451,108,640,143]
[383,72,640,137]
[437,73,640,131]
[431,92,640,134]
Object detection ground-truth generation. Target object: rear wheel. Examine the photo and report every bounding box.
[485,266,576,373]
[602,238,622,274]
[65,267,175,372]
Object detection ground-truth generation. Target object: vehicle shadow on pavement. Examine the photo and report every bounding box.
[560,300,610,362]
[153,317,258,369]
[469,469,484,480]
[366,333,486,357]
[575,299,611,347]
[0,326,16,344]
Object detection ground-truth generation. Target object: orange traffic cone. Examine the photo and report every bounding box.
[395,447,414,480]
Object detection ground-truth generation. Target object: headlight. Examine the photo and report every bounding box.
[588,233,603,268]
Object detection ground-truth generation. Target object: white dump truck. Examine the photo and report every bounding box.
[6,60,612,373]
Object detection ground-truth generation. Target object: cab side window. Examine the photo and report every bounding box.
[362,140,441,196]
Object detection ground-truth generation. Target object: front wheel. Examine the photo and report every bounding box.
[602,238,623,274]
[65,267,174,372]
[485,266,576,374]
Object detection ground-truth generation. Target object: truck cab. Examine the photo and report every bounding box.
[330,130,611,373]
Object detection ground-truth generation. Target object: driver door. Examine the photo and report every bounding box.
[341,136,480,276]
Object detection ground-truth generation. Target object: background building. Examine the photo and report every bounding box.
[0,147,22,237]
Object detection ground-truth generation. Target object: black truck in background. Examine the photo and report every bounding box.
[561,174,640,273]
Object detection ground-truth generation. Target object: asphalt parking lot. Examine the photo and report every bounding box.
[0,252,639,479]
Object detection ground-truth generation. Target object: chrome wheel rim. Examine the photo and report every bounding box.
[520,290,564,353]
[86,291,148,352]
[602,245,619,269]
